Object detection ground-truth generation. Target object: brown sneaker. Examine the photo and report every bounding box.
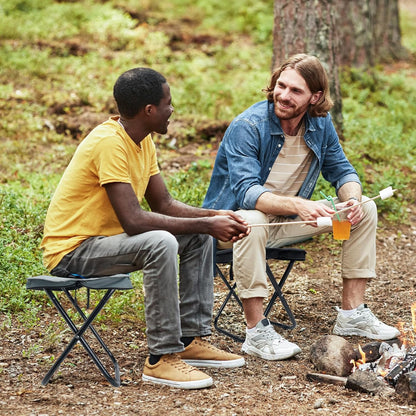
[177,337,245,368]
[142,354,213,389]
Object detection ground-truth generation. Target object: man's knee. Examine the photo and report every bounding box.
[237,209,268,224]
[361,197,377,225]
[235,210,268,246]
[146,230,179,257]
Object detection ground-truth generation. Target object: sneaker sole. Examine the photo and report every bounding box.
[142,374,213,389]
[333,327,399,341]
[241,343,301,361]
[182,357,245,368]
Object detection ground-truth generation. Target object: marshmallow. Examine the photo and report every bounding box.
[317,217,332,227]
[379,186,394,200]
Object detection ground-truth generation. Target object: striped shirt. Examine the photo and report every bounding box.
[264,122,313,196]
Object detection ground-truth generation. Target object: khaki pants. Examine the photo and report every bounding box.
[218,197,377,299]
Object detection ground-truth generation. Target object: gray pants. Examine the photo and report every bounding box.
[51,231,214,355]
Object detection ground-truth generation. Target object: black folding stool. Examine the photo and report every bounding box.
[26,274,133,387]
[214,247,306,342]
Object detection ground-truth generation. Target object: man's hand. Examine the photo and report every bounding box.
[295,199,335,227]
[336,199,364,226]
[208,211,250,242]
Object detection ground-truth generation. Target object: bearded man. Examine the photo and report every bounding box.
[203,54,399,361]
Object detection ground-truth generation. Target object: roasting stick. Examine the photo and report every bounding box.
[249,186,396,228]
[249,217,332,228]
[334,186,397,216]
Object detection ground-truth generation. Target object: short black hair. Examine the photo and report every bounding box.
[113,68,167,118]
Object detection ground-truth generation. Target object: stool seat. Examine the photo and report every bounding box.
[26,273,133,387]
[27,274,133,290]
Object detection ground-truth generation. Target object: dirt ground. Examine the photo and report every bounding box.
[1,138,416,416]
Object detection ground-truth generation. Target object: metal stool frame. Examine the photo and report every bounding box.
[214,247,306,342]
[26,274,133,387]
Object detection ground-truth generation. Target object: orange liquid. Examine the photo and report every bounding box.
[332,220,351,240]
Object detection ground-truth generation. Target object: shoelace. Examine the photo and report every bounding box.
[164,354,199,374]
[193,338,220,352]
[358,308,383,327]
[257,324,284,342]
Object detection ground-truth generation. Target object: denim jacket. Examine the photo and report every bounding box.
[203,100,360,211]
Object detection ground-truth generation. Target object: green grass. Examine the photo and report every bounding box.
[0,0,415,325]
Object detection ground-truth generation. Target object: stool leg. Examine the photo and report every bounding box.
[42,288,121,387]
[214,264,245,343]
[264,261,296,330]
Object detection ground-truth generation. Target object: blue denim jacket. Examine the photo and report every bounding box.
[203,100,360,211]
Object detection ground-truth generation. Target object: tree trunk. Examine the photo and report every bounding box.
[336,0,408,66]
[272,0,343,130]
[272,0,408,131]
[373,0,408,61]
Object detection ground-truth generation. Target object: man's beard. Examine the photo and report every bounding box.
[274,99,309,120]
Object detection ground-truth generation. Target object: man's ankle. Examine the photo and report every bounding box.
[181,336,195,348]
[149,354,162,365]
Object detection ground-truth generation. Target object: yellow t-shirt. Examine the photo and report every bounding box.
[41,116,160,271]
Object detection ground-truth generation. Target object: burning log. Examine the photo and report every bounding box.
[384,349,416,386]
[395,371,416,403]
[353,339,401,363]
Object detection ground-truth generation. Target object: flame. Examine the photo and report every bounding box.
[350,344,366,372]
[396,301,416,348]
[412,301,416,332]
[350,303,416,379]
[398,314,416,349]
[378,368,388,377]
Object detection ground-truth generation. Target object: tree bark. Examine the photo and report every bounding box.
[272,0,408,131]
[272,0,342,129]
[336,0,408,66]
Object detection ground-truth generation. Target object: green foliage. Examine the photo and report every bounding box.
[0,174,53,314]
[338,67,416,221]
[0,0,415,325]
[166,160,213,206]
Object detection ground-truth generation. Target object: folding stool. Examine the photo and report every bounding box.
[26,274,133,387]
[214,247,306,342]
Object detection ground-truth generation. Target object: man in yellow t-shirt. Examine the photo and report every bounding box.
[41,68,249,390]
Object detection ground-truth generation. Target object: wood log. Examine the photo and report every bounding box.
[307,371,395,397]
[353,339,401,363]
[395,371,416,402]
[385,354,416,386]
[306,372,347,386]
[353,341,382,362]
[345,370,394,397]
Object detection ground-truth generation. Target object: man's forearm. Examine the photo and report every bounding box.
[160,198,216,218]
[255,192,299,216]
[337,182,362,202]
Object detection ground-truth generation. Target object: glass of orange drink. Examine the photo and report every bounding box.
[332,212,351,240]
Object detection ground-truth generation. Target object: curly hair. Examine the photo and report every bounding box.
[113,68,167,118]
[263,54,333,117]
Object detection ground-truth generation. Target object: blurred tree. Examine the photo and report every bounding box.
[272,0,408,131]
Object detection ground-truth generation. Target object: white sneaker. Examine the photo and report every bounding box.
[241,318,301,360]
[333,303,400,340]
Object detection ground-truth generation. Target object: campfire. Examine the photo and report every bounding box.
[352,302,416,385]
[308,302,416,402]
